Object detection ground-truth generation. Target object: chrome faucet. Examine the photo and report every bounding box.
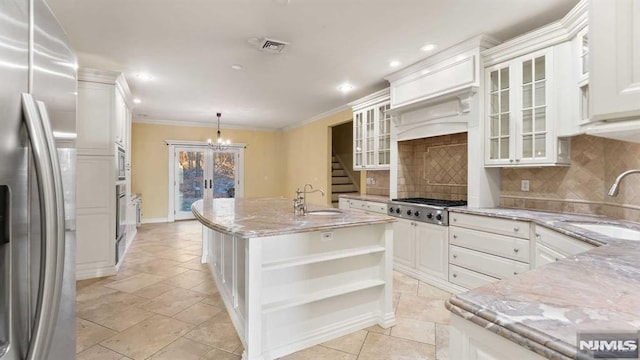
[607,169,640,196]
[293,184,325,215]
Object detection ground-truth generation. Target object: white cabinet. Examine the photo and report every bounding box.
[484,48,570,167]
[393,218,449,287]
[77,68,132,156]
[590,0,640,123]
[349,88,391,170]
[448,213,530,290]
[338,197,388,215]
[533,225,595,267]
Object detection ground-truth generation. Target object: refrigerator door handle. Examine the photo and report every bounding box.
[21,94,66,360]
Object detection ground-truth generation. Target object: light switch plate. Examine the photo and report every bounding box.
[521,180,530,192]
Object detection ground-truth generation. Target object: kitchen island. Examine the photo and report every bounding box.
[445,207,640,360]
[191,197,396,360]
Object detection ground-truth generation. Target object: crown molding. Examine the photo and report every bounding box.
[280,104,351,132]
[132,117,280,132]
[348,88,390,110]
[78,67,133,107]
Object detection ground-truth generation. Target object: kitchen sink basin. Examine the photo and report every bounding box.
[566,222,640,240]
[306,210,343,216]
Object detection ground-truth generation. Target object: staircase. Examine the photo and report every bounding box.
[331,155,359,207]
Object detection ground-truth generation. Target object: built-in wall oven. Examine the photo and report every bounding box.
[115,184,126,264]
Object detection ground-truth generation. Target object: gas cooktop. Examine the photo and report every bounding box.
[387,198,467,226]
[391,198,468,207]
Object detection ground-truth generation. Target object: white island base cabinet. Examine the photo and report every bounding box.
[450,314,547,360]
[201,223,395,360]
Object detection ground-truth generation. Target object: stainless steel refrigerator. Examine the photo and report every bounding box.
[1,0,77,359]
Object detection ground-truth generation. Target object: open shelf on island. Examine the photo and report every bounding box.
[262,245,386,271]
[262,279,386,314]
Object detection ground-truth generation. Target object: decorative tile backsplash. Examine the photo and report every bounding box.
[397,132,468,200]
[501,135,640,222]
[366,170,390,196]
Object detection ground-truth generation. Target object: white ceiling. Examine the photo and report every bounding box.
[47,0,578,130]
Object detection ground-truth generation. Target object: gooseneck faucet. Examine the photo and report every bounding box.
[607,169,640,197]
[293,184,325,215]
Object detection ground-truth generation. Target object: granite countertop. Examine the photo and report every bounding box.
[191,197,395,238]
[338,194,390,203]
[445,207,640,359]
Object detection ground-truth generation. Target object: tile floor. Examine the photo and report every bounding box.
[76,221,452,360]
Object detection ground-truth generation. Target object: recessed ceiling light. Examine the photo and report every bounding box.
[231,64,243,70]
[133,98,142,104]
[135,73,153,81]
[421,44,436,52]
[338,83,354,93]
[389,60,401,68]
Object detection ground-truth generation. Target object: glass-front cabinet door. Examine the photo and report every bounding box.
[353,111,364,168]
[352,98,391,170]
[488,66,511,163]
[519,54,548,162]
[365,108,376,166]
[377,103,391,167]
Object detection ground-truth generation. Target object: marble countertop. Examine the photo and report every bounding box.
[191,197,395,238]
[445,207,640,359]
[338,194,390,203]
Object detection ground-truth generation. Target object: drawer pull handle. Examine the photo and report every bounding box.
[453,217,457,222]
[514,226,519,232]
[453,254,458,259]
[535,233,540,239]
[514,248,519,253]
[453,234,458,239]
[514,271,518,275]
[452,273,458,278]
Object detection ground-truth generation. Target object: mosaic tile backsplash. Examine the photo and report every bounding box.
[397,132,468,200]
[501,135,640,222]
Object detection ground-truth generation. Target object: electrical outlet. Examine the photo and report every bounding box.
[367,177,376,185]
[521,180,530,192]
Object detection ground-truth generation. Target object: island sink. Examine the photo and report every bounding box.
[566,222,640,241]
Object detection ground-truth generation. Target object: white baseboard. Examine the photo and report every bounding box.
[76,264,116,280]
[393,264,467,295]
[141,217,168,224]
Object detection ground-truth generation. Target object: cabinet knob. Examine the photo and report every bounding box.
[514,226,519,232]
[535,233,540,239]
[453,234,458,239]
[453,217,457,222]
[452,273,458,278]
[555,258,559,261]
[510,159,514,163]
[453,254,458,259]
[516,159,521,162]
[514,248,519,253]
[514,271,518,275]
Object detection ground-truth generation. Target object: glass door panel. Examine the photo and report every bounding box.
[175,148,206,219]
[520,55,547,160]
[212,151,237,198]
[488,66,511,161]
[354,112,363,167]
[365,108,375,166]
[377,103,391,166]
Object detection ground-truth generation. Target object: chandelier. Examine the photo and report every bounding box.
[208,112,231,151]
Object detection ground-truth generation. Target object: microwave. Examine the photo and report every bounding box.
[116,146,126,180]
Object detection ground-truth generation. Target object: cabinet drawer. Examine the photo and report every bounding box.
[450,226,530,263]
[449,245,529,280]
[535,225,595,256]
[449,264,497,290]
[449,213,530,239]
[364,201,387,215]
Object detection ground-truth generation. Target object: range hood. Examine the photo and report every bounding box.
[384,35,499,141]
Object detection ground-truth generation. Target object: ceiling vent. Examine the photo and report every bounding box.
[257,38,289,54]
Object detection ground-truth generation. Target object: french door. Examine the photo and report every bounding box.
[171,144,244,220]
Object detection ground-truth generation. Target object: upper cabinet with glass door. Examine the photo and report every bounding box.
[349,88,391,170]
[482,0,587,167]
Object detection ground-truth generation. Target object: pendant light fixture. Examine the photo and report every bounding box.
[208,112,231,150]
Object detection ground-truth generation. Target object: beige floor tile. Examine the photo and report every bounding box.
[76,318,118,354]
[418,282,452,300]
[396,294,450,325]
[142,288,206,316]
[100,315,193,360]
[200,292,225,308]
[390,316,436,345]
[435,324,450,360]
[189,280,219,295]
[79,303,155,332]
[77,291,147,315]
[201,348,242,360]
[363,324,391,335]
[183,311,241,352]
[280,345,357,360]
[163,269,212,289]
[172,302,223,325]
[77,277,114,291]
[130,259,191,277]
[393,292,401,313]
[153,249,200,263]
[104,273,167,293]
[132,283,176,299]
[176,257,210,272]
[147,337,213,360]
[358,332,436,360]
[393,271,419,295]
[76,283,121,303]
[233,344,244,355]
[77,345,130,360]
[320,330,367,355]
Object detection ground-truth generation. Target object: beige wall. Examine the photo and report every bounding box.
[501,135,640,222]
[131,123,285,219]
[282,109,353,206]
